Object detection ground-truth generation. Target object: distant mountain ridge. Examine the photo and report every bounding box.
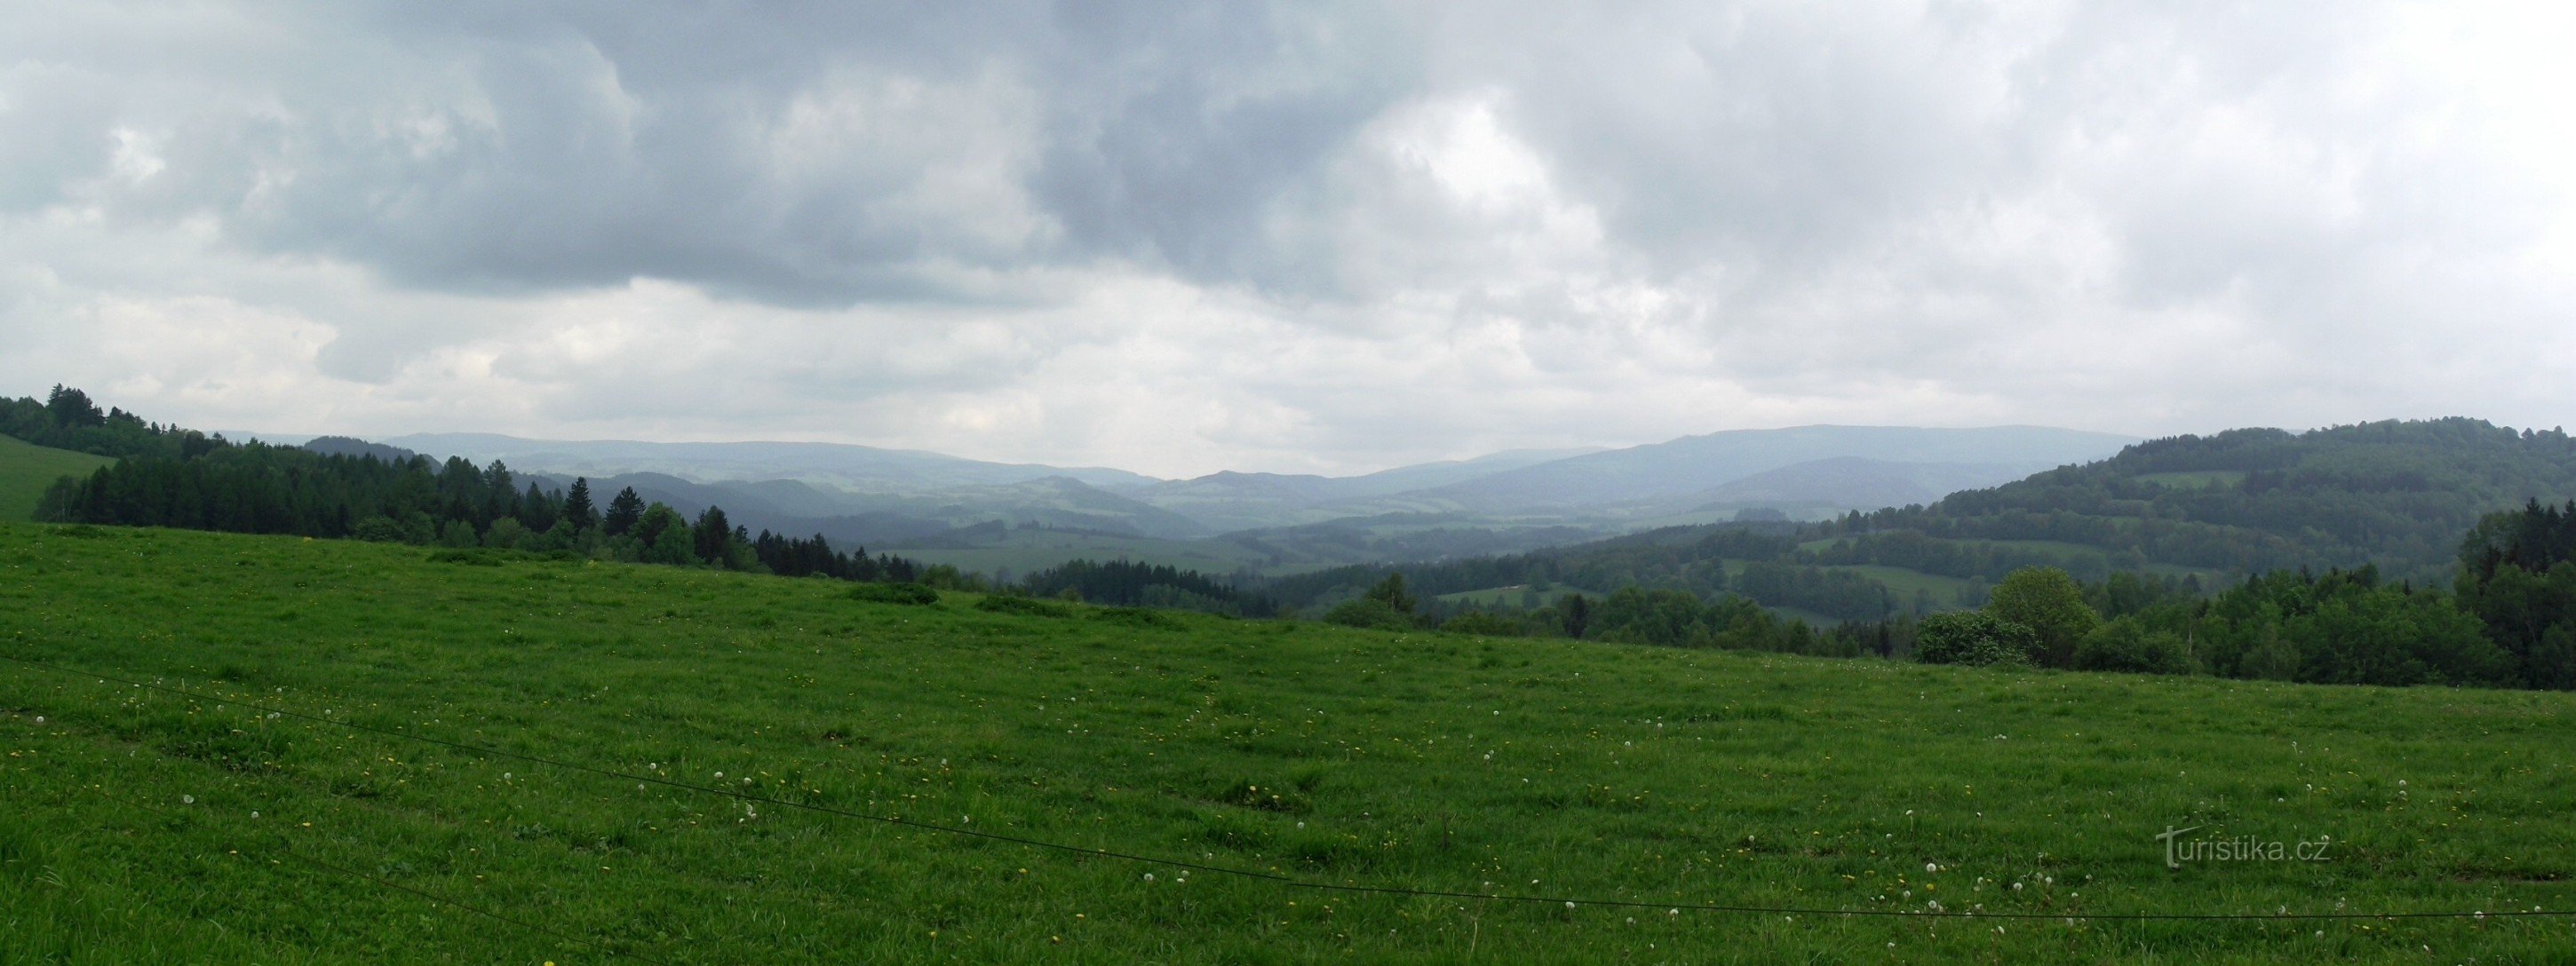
[314,425,2145,562]
[1423,425,2136,511]
[382,433,1159,492]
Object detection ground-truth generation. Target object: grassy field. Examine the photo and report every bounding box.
[0,436,110,521]
[5,523,2576,962]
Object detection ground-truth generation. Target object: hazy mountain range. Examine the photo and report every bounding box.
[294,425,2134,565]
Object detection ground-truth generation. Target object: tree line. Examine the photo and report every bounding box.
[18,387,928,586]
[1903,500,2576,690]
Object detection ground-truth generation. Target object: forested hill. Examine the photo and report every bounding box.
[1833,418,2576,584]
[1258,418,2576,624]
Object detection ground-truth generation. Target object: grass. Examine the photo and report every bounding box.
[4,522,2576,962]
[0,436,110,521]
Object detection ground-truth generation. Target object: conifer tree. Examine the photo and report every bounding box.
[562,478,599,532]
[602,487,645,536]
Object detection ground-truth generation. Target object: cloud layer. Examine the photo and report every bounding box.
[4,1,2572,476]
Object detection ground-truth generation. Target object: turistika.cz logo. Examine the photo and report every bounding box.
[2155,825,2332,869]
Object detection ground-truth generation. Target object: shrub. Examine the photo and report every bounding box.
[1914,612,2039,666]
[975,595,1074,618]
[849,582,941,606]
[1986,566,2102,667]
[1321,597,1415,631]
[2072,619,2198,675]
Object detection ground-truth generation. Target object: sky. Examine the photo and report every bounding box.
[4,2,2573,479]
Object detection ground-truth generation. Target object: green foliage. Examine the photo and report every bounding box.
[847,582,941,606]
[1017,558,1275,617]
[2071,618,2197,675]
[2199,567,2513,687]
[1364,573,1416,614]
[1986,566,2102,667]
[1913,612,2039,666]
[2456,500,2576,689]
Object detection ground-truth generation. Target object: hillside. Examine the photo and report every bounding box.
[1853,419,2576,584]
[0,434,112,520]
[4,522,2573,962]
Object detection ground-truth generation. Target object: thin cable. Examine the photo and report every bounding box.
[7,651,2569,923]
[102,785,675,964]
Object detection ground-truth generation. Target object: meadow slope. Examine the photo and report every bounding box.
[0,436,109,521]
[4,523,2574,963]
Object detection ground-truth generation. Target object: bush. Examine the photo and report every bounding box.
[1987,566,2102,668]
[350,516,407,543]
[1914,612,2039,666]
[975,595,1074,618]
[849,582,941,606]
[2072,619,2198,675]
[1091,606,1181,629]
[1321,597,1415,631]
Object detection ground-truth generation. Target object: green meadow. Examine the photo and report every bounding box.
[0,437,107,522]
[5,522,2576,963]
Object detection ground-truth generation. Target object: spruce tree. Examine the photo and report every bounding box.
[563,478,599,532]
[602,487,645,537]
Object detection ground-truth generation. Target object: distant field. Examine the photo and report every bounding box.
[0,435,111,520]
[1832,564,1976,611]
[6,522,2575,962]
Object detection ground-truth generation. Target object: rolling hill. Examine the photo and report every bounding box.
[1857,418,2576,584]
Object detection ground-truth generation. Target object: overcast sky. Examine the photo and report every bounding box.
[4,2,2572,477]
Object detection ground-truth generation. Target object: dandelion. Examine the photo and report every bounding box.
[181,795,195,804]
[1143,874,1154,882]
[1565,901,1577,909]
